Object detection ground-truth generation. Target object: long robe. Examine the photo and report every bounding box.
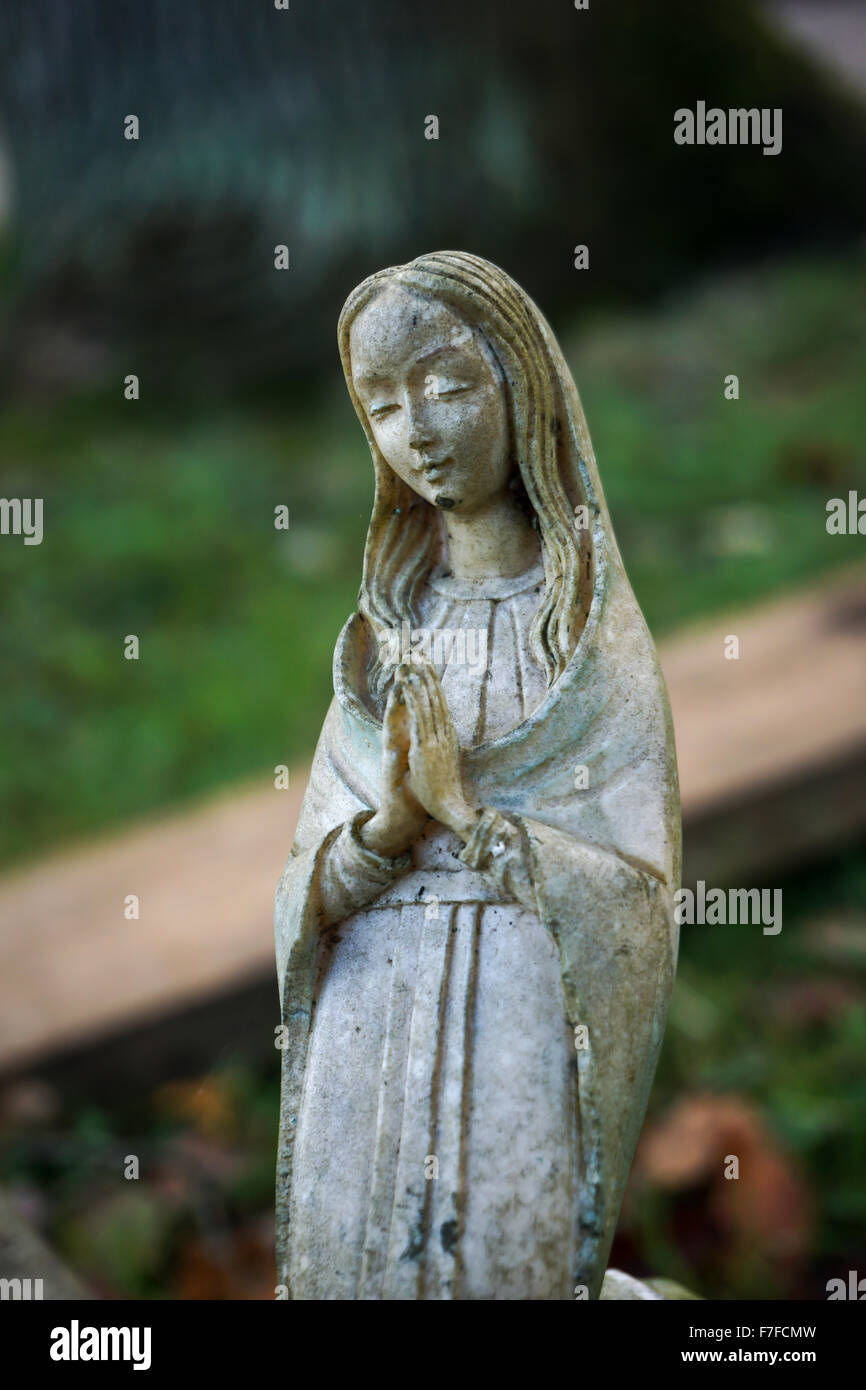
[275,524,681,1299]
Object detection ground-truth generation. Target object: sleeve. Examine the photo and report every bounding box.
[316,809,412,927]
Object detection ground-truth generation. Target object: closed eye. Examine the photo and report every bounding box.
[437,384,472,398]
[369,402,400,419]
[426,382,474,401]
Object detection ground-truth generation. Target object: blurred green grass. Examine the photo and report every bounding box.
[1,248,864,866]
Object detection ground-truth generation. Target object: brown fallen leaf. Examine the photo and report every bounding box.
[173,1220,276,1301]
[635,1093,812,1281]
[152,1077,236,1140]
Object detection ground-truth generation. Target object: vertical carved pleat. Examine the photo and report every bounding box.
[356,908,422,1297]
[355,900,482,1300]
[425,901,481,1300]
[379,904,455,1298]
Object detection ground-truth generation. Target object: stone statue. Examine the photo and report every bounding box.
[275,251,681,1300]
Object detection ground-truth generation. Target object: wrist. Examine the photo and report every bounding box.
[457,807,512,871]
[359,812,408,859]
[448,804,482,844]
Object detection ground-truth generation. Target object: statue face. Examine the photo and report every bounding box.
[349,283,510,514]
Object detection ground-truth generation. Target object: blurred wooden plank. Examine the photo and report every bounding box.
[664,563,866,818]
[0,779,303,1076]
[667,565,866,884]
[684,742,866,887]
[0,564,864,1078]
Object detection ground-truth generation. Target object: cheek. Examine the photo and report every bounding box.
[370,417,408,466]
[454,394,508,462]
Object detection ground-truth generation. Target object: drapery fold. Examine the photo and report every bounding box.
[276,545,680,1297]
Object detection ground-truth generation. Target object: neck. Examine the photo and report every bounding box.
[441,492,539,581]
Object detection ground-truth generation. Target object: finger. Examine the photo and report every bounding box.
[383,681,400,724]
[433,683,457,752]
[422,658,447,708]
[382,692,412,797]
[408,667,437,742]
[382,684,404,747]
[417,662,451,741]
[403,669,430,733]
[403,676,429,752]
[417,661,455,747]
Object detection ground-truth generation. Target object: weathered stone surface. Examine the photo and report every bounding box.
[600,1269,665,1301]
[600,1268,702,1300]
[275,252,681,1299]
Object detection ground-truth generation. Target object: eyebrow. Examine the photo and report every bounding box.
[353,369,393,393]
[413,343,465,367]
[352,342,471,392]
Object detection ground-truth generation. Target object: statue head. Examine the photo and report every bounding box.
[346,281,513,519]
[338,251,598,692]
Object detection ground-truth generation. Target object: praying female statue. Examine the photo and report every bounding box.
[275,251,681,1300]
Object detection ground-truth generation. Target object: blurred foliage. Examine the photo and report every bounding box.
[0,0,864,389]
[564,246,866,629]
[616,847,866,1301]
[0,1064,279,1299]
[0,845,863,1299]
[1,0,863,1308]
[1,248,864,866]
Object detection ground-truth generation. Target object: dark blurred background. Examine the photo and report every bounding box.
[0,0,864,1300]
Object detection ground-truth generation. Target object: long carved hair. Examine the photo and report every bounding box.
[337,251,596,701]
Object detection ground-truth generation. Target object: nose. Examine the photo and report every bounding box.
[406,394,435,458]
[408,429,434,456]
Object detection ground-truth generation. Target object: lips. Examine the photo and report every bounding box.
[421,456,452,479]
